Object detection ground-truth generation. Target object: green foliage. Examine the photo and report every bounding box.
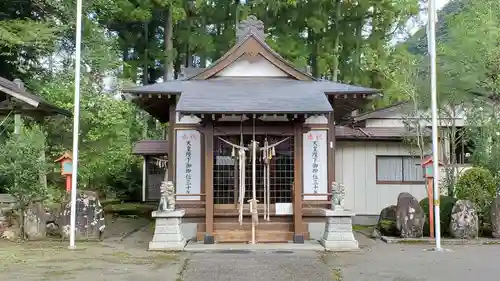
[455,167,496,222]
[37,72,144,196]
[466,100,500,184]
[0,125,50,208]
[364,46,426,108]
[0,20,58,49]
[105,162,143,201]
[419,196,457,237]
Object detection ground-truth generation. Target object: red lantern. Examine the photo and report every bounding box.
[55,152,73,192]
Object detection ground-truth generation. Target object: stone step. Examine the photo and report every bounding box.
[214,230,294,243]
[214,221,293,231]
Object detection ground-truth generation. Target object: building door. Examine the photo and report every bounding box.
[213,134,294,210]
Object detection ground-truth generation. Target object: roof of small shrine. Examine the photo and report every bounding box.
[0,76,71,117]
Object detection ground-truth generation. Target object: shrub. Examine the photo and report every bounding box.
[455,167,496,223]
[420,196,457,237]
[0,125,50,239]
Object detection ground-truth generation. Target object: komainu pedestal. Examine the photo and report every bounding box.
[149,209,186,251]
[320,209,359,251]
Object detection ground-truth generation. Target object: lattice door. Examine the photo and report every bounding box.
[213,135,294,206]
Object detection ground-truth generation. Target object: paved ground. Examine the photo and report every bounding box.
[2,219,500,281]
[180,235,500,281]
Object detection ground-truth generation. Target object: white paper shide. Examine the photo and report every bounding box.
[176,130,201,200]
[303,130,328,200]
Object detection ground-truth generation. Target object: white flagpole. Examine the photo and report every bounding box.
[428,0,442,251]
[69,0,83,250]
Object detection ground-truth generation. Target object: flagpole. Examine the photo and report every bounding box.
[428,0,442,251]
[69,0,83,250]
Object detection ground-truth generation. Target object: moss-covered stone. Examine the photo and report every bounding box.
[378,219,399,236]
[376,205,399,236]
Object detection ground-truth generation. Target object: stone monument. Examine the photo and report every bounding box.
[450,199,478,239]
[320,182,358,251]
[149,181,187,251]
[395,192,425,238]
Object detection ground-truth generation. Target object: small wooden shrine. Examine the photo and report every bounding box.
[126,16,380,244]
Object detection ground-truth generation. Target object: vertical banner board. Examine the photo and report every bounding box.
[176,129,201,200]
[303,130,328,200]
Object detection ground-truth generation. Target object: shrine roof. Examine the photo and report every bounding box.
[174,78,334,114]
[133,140,169,155]
[124,15,380,120]
[124,77,379,96]
[0,76,71,117]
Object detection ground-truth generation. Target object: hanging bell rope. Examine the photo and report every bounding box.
[218,137,248,225]
[259,136,290,221]
[262,137,268,221]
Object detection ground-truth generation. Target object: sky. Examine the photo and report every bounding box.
[402,0,451,40]
[437,0,450,10]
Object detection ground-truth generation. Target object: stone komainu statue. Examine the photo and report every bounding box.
[331,182,345,210]
[159,181,176,211]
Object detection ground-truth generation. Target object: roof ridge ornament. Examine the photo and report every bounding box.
[236,15,266,43]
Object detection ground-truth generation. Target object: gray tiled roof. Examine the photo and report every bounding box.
[133,140,169,155]
[123,77,379,96]
[0,76,71,116]
[336,126,431,140]
[175,78,334,114]
[351,101,410,122]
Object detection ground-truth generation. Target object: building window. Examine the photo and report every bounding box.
[453,128,473,165]
[376,156,424,184]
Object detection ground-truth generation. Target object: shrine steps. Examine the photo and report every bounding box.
[196,217,306,243]
[213,229,294,243]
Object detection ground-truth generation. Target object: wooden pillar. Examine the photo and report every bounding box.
[293,122,304,243]
[204,121,215,244]
[142,156,147,202]
[327,107,336,199]
[167,98,176,183]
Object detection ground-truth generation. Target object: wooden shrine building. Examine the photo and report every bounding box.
[126,16,380,244]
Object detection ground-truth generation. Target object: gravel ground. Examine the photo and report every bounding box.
[0,216,184,281]
[3,221,500,281]
[0,240,183,281]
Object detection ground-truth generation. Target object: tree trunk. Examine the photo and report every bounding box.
[449,106,459,197]
[143,21,149,85]
[39,119,47,191]
[164,7,174,81]
[309,29,319,78]
[352,7,364,84]
[19,207,25,240]
[331,0,342,82]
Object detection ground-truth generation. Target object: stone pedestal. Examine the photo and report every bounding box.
[320,209,359,251]
[149,209,186,251]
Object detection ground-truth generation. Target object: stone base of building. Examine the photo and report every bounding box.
[148,209,187,251]
[320,209,359,251]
